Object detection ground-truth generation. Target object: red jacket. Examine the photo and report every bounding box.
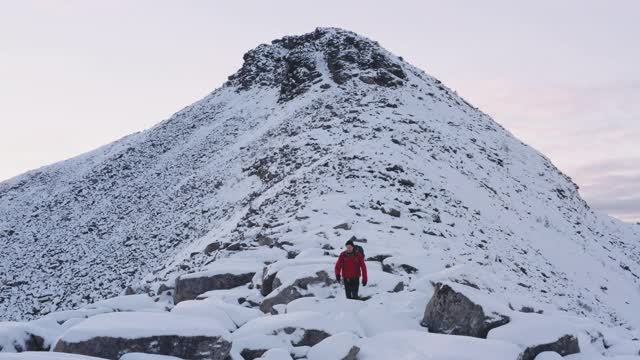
[335,250,368,282]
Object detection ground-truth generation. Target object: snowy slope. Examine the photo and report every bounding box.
[1,27,638,333]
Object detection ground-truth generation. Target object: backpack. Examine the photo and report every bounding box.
[354,245,365,259]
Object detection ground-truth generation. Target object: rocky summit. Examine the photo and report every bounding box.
[1,27,640,359]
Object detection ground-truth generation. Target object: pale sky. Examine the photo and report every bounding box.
[1,1,638,222]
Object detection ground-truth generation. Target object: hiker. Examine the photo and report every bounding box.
[334,239,368,299]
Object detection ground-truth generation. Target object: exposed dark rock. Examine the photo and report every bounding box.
[382,263,394,274]
[204,241,222,255]
[382,208,401,217]
[421,283,510,338]
[256,234,275,247]
[333,222,352,230]
[0,327,47,352]
[227,27,406,100]
[174,271,255,303]
[519,335,580,360]
[124,286,136,296]
[367,254,391,262]
[54,335,231,360]
[240,348,268,360]
[398,179,415,187]
[385,165,404,173]
[157,283,173,295]
[342,346,360,360]
[348,235,367,243]
[260,285,304,314]
[292,328,332,347]
[391,282,405,292]
[260,266,278,296]
[279,47,323,102]
[399,264,418,274]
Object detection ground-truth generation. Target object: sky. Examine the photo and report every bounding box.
[0,0,638,223]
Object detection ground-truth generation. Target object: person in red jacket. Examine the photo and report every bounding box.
[335,240,368,299]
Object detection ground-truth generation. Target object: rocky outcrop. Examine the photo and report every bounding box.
[227,27,406,100]
[421,282,510,338]
[174,271,255,304]
[519,335,580,360]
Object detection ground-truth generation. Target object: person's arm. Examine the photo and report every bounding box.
[335,252,343,281]
[359,252,368,284]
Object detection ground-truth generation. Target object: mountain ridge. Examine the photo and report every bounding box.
[1,28,638,331]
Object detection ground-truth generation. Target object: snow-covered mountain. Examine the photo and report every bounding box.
[1,26,639,340]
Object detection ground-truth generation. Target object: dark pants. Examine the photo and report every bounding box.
[344,277,360,299]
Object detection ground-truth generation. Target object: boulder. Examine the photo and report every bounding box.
[231,334,290,360]
[358,330,521,360]
[174,261,258,303]
[333,223,351,230]
[233,311,359,350]
[120,354,184,360]
[172,298,262,331]
[534,352,563,360]
[260,266,278,296]
[259,258,336,297]
[260,265,335,313]
[260,258,336,313]
[421,282,510,338]
[255,348,293,360]
[241,348,268,360]
[0,353,107,360]
[0,322,51,352]
[382,207,401,217]
[520,336,579,360]
[487,312,580,360]
[53,312,231,360]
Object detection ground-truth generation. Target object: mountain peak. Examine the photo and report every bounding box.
[226,27,407,101]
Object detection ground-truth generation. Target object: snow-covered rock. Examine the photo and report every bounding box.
[232,311,362,348]
[260,262,338,313]
[535,352,564,360]
[53,312,231,360]
[0,352,106,360]
[285,297,363,315]
[174,260,258,303]
[357,330,522,359]
[171,297,261,330]
[488,312,581,360]
[170,300,237,332]
[422,282,510,338]
[0,322,54,352]
[119,354,184,360]
[307,332,360,360]
[230,333,291,360]
[82,294,168,313]
[254,348,292,360]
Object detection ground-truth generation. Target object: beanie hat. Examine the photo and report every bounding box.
[345,239,355,247]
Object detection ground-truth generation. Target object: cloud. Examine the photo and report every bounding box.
[570,159,640,223]
[464,80,640,223]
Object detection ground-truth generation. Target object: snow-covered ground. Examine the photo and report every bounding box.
[1,27,639,359]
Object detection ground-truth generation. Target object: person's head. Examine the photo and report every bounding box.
[345,239,354,252]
